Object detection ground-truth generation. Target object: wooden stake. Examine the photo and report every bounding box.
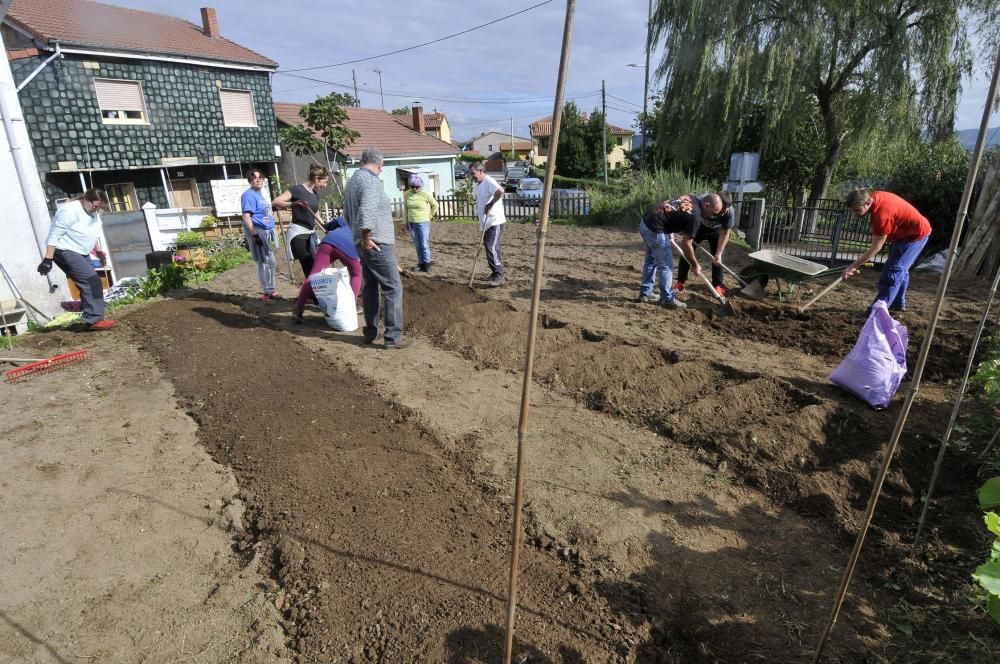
[811,43,1000,662]
[914,259,1000,544]
[503,2,576,662]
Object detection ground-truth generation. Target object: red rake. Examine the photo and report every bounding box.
[3,350,89,383]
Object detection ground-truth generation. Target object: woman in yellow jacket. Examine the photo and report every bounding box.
[403,174,438,273]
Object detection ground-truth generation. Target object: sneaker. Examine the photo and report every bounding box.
[660,299,687,310]
[385,337,417,350]
[488,274,506,286]
[260,293,273,302]
[714,285,728,297]
[674,282,686,292]
[268,292,286,300]
[635,294,652,304]
[86,319,116,331]
[424,262,432,274]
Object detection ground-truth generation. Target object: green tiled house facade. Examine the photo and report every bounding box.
[10,53,278,212]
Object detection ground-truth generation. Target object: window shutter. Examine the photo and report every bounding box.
[94,79,145,112]
[220,89,257,127]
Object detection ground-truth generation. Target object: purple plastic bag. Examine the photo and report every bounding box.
[830,301,909,409]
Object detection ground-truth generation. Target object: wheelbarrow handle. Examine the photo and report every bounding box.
[696,245,748,288]
[670,238,727,305]
[797,275,844,313]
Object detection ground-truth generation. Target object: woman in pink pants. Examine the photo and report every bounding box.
[293,218,361,323]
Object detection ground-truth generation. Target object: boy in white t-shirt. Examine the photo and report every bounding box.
[469,162,507,285]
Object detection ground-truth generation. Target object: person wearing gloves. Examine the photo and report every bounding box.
[271,164,330,278]
[403,174,438,273]
[469,162,507,286]
[37,188,115,331]
[241,168,282,302]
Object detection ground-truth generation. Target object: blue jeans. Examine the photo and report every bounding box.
[359,243,404,346]
[407,221,432,266]
[243,227,276,294]
[874,235,929,311]
[639,221,675,303]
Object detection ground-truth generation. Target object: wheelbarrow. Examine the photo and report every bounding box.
[738,250,842,301]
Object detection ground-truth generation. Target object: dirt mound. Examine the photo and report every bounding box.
[403,279,949,537]
[127,296,638,662]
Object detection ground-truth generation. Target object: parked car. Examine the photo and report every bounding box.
[503,166,527,192]
[517,177,544,206]
[455,162,468,179]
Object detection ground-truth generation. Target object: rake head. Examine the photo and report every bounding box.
[3,350,89,383]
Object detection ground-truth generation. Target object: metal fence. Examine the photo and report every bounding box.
[388,192,591,222]
[749,198,886,267]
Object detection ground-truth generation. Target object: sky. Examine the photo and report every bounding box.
[78,1,998,143]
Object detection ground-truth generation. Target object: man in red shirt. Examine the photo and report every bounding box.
[843,188,931,312]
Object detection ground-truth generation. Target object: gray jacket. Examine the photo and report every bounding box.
[345,167,394,246]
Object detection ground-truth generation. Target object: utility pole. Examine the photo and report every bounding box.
[352,69,360,107]
[372,68,384,110]
[510,117,515,164]
[640,0,652,171]
[601,79,608,184]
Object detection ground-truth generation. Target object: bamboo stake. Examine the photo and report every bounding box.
[503,2,576,662]
[914,258,1000,544]
[812,43,1000,662]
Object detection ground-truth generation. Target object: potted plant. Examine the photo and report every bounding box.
[199,215,220,240]
[173,230,203,261]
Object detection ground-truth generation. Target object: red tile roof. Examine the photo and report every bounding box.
[396,111,445,130]
[530,115,632,136]
[500,141,533,152]
[6,47,40,61]
[6,0,276,68]
[274,103,460,160]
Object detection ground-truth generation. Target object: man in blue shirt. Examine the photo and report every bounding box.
[241,168,280,301]
[37,188,115,330]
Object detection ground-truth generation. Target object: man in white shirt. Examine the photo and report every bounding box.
[469,162,507,286]
[37,188,115,330]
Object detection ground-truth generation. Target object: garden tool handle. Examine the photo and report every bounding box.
[670,238,726,305]
[696,245,748,288]
[797,276,844,314]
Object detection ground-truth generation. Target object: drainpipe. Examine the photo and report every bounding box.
[0,36,51,259]
[15,42,62,93]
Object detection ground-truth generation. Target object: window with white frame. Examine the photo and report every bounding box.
[616,136,624,146]
[93,78,148,124]
[104,183,139,212]
[219,89,257,127]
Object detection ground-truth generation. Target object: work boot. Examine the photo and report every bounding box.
[488,273,506,286]
[385,337,417,350]
[424,261,432,274]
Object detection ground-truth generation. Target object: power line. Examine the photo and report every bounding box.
[280,0,556,72]
[276,70,600,106]
[606,93,642,109]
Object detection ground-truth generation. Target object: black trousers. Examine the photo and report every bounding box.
[290,234,316,278]
[53,248,105,324]
[676,226,725,288]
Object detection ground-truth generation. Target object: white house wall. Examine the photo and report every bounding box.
[343,156,458,203]
[0,36,63,327]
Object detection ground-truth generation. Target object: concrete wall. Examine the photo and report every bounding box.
[0,33,64,328]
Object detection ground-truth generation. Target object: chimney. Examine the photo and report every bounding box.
[411,102,425,134]
[200,7,219,38]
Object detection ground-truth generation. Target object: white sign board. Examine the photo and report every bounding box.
[723,180,766,193]
[210,179,270,216]
[728,152,760,182]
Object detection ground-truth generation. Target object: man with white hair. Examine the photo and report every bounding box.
[469,162,507,286]
[344,147,416,350]
[673,192,736,296]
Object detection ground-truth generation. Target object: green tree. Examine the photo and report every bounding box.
[585,109,616,178]
[278,93,361,182]
[390,106,411,116]
[649,0,998,205]
[554,102,593,178]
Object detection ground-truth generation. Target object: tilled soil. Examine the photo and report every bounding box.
[107,221,999,662]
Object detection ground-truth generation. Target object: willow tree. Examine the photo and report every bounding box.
[649,0,997,204]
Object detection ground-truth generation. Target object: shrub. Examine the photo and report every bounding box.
[459,152,485,162]
[586,168,717,226]
[199,215,218,228]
